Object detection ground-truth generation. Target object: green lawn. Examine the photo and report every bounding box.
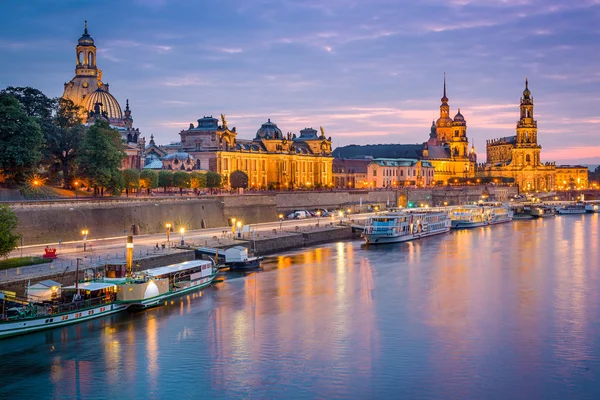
[0,257,52,271]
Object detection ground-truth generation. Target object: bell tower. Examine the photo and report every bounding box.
[513,78,541,167]
[75,21,97,78]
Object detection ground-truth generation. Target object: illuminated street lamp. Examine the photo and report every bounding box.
[231,218,236,233]
[73,180,79,199]
[316,210,321,226]
[165,223,172,248]
[180,227,185,246]
[278,214,284,230]
[236,220,242,238]
[81,229,89,252]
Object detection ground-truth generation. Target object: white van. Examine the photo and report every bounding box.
[287,210,310,219]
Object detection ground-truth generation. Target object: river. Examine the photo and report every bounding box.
[0,214,599,399]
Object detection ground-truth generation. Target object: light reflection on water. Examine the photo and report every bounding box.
[0,214,599,399]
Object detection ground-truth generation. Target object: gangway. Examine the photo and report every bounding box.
[195,247,226,259]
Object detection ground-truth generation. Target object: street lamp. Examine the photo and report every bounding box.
[278,214,284,230]
[316,210,321,226]
[236,221,242,238]
[69,208,88,250]
[81,229,89,252]
[180,227,185,246]
[165,223,172,248]
[73,180,79,199]
[231,218,236,233]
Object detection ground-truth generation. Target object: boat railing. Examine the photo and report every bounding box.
[39,295,114,317]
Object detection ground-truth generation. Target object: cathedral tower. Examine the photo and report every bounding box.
[435,73,454,142]
[514,78,541,166]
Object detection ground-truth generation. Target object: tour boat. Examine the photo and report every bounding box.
[511,206,534,220]
[531,206,555,218]
[556,204,586,215]
[450,205,513,229]
[0,260,217,339]
[363,211,451,244]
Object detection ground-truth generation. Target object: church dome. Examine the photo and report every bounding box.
[256,118,283,139]
[83,88,123,120]
[162,151,193,161]
[453,108,465,122]
[78,21,95,47]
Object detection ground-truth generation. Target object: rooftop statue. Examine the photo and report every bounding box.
[97,69,103,86]
[221,113,227,128]
[320,126,325,137]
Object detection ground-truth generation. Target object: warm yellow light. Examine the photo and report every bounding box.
[180,227,185,234]
[74,181,79,187]
[81,229,88,236]
[32,179,40,186]
[165,223,172,229]
[347,208,351,213]
[237,221,242,228]
[278,214,283,219]
[316,211,321,216]
[338,211,343,217]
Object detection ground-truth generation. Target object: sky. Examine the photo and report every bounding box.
[1,0,599,165]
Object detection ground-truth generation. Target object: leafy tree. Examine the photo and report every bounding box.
[76,120,125,196]
[173,171,190,195]
[122,169,140,197]
[0,94,44,183]
[46,98,85,187]
[158,170,174,193]
[230,170,249,189]
[206,171,222,189]
[0,86,54,120]
[140,169,158,194]
[0,204,20,258]
[190,171,206,189]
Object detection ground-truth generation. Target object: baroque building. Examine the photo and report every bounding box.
[424,75,477,182]
[62,22,145,170]
[477,79,557,191]
[167,115,333,189]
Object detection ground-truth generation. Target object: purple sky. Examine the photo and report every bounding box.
[1,0,599,164]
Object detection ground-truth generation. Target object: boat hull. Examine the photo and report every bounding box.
[0,302,127,339]
[451,218,512,229]
[364,227,450,244]
[124,274,216,309]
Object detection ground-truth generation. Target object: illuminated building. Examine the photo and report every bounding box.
[367,158,434,188]
[555,165,589,190]
[333,158,370,188]
[477,79,557,191]
[172,115,333,188]
[62,22,145,170]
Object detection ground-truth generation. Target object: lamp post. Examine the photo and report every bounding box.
[165,223,172,248]
[236,221,242,238]
[73,181,79,199]
[316,210,321,227]
[81,229,89,252]
[231,218,236,233]
[278,214,284,230]
[180,227,185,246]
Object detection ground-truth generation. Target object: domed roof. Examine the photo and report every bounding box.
[162,151,193,161]
[453,108,465,122]
[83,88,123,120]
[256,118,283,139]
[78,21,95,47]
[523,78,531,98]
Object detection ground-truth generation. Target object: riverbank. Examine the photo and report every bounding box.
[0,223,359,295]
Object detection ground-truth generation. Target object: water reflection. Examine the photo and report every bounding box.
[0,216,599,399]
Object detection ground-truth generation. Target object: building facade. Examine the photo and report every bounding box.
[367,158,434,188]
[555,165,589,190]
[62,22,145,171]
[424,75,477,182]
[171,115,333,189]
[333,158,370,188]
[477,79,557,191]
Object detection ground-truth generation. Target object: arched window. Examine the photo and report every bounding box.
[88,52,94,66]
[526,154,531,164]
[78,52,83,64]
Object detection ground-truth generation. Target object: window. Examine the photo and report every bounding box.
[373,168,377,176]
[526,154,531,164]
[78,52,83,64]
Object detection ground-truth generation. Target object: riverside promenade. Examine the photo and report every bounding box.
[0,215,365,294]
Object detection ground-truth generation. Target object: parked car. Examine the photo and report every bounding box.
[287,210,311,219]
[314,208,329,217]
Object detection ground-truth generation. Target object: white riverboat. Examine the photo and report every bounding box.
[450,205,513,229]
[0,260,217,339]
[531,206,555,218]
[585,201,600,213]
[363,211,451,244]
[556,203,586,215]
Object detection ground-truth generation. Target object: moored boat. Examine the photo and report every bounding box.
[450,205,513,229]
[585,201,600,213]
[556,203,586,215]
[511,206,534,220]
[531,206,555,218]
[363,211,451,244]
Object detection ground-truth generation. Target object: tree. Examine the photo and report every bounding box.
[0,94,44,183]
[140,169,158,194]
[158,170,174,193]
[173,171,190,195]
[76,120,125,196]
[46,98,85,187]
[122,169,140,197]
[206,171,222,189]
[230,170,249,189]
[0,204,20,258]
[0,86,54,120]
[190,171,206,190]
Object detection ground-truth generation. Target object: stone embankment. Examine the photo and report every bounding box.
[8,187,517,246]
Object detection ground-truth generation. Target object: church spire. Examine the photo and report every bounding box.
[84,20,88,35]
[441,72,448,104]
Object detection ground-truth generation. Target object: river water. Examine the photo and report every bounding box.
[1,214,599,399]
